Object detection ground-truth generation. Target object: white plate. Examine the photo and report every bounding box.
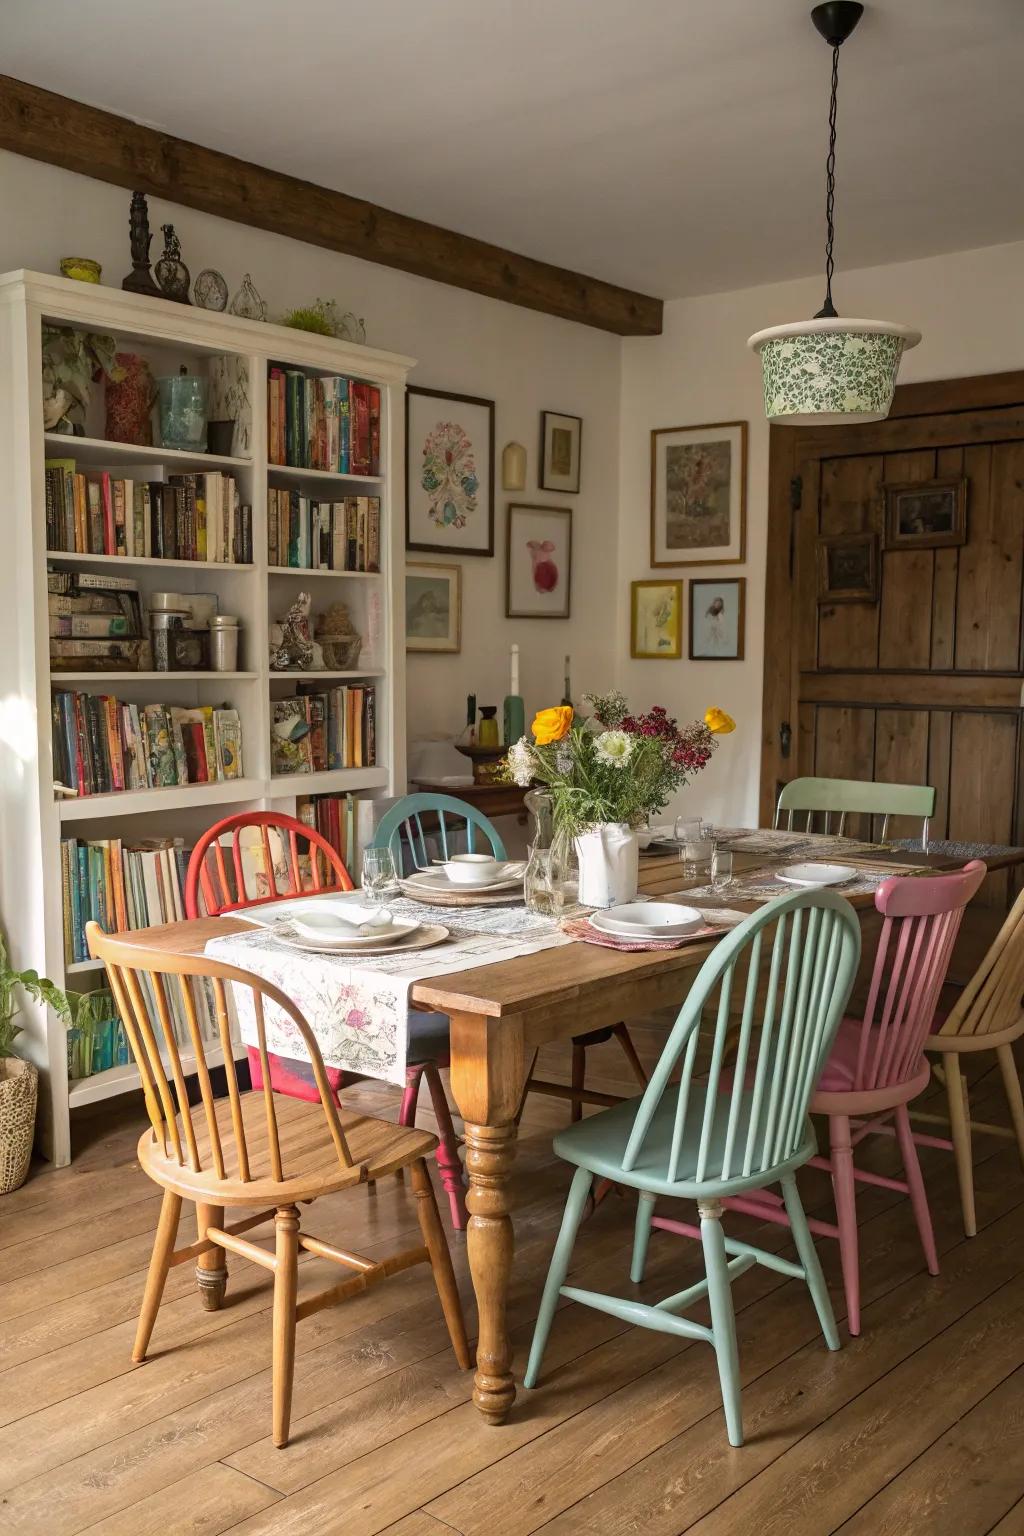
[775,862,856,888]
[290,910,420,946]
[405,863,524,894]
[276,922,449,957]
[591,901,704,938]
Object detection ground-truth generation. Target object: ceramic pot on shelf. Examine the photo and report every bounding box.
[104,352,156,446]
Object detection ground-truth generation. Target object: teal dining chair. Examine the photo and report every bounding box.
[524,888,862,1447]
[775,776,935,847]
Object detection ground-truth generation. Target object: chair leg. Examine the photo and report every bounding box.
[996,1043,1024,1173]
[524,1165,594,1389]
[409,1156,471,1368]
[829,1114,862,1336]
[422,1061,468,1231]
[700,1199,743,1448]
[272,1205,300,1449]
[944,1053,977,1238]
[631,1190,657,1282]
[132,1188,182,1363]
[195,1202,228,1310]
[895,1104,939,1277]
[570,1040,586,1123]
[612,1023,648,1088]
[781,1173,839,1351]
[395,1064,426,1183]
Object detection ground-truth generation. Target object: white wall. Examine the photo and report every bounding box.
[618,238,1024,826]
[0,148,622,774]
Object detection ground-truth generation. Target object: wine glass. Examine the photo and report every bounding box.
[361,847,398,917]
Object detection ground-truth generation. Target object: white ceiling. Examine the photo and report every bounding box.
[5,0,1024,300]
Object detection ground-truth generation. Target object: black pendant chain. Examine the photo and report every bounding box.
[816,43,841,319]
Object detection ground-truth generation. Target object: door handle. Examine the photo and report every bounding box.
[779,721,792,760]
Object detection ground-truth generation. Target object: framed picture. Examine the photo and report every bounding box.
[885,478,967,550]
[688,578,746,660]
[631,579,683,659]
[540,410,582,494]
[650,420,747,567]
[406,386,495,556]
[405,561,461,653]
[506,503,572,619]
[817,533,879,605]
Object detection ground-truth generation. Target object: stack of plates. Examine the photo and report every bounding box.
[589,901,704,940]
[401,862,525,906]
[775,863,855,887]
[259,898,448,956]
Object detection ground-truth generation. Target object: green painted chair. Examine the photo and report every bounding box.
[524,888,861,1447]
[775,776,935,847]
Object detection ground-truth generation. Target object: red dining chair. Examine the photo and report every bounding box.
[185,811,467,1229]
[643,861,986,1336]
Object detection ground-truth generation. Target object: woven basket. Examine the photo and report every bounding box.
[0,1057,38,1195]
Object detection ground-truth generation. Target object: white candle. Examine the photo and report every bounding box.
[510,642,520,697]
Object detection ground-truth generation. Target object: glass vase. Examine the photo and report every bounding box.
[158,374,207,452]
[524,789,578,915]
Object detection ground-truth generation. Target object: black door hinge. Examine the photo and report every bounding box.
[789,475,802,581]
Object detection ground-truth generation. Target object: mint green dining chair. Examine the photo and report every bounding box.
[775,776,935,847]
[524,888,861,1447]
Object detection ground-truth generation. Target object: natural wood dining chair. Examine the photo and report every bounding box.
[86,922,470,1449]
[186,810,468,1231]
[370,792,649,1130]
[525,889,862,1447]
[916,886,1024,1236]
[774,776,936,848]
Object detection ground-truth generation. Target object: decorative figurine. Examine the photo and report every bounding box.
[269,592,323,671]
[229,273,268,322]
[121,191,161,297]
[314,601,362,669]
[193,268,229,310]
[155,225,191,304]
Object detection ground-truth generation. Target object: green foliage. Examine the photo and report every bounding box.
[0,928,90,1059]
[281,299,342,336]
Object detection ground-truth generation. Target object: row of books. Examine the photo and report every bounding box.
[45,460,253,563]
[52,692,243,797]
[270,687,376,776]
[296,791,358,872]
[267,489,381,571]
[67,989,131,1079]
[61,835,190,963]
[267,369,380,475]
[48,568,146,673]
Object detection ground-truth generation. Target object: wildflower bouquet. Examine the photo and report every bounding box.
[506,690,735,841]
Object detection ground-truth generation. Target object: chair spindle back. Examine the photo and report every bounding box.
[621,890,861,1185]
[938,886,1024,1041]
[185,811,354,919]
[370,792,507,874]
[774,776,935,846]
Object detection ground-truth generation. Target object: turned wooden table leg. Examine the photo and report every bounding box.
[464,1120,518,1422]
[195,1201,228,1310]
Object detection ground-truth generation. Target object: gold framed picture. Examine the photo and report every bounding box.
[816,533,879,604]
[650,420,747,567]
[884,477,967,550]
[539,411,582,494]
[630,579,683,659]
[405,561,462,652]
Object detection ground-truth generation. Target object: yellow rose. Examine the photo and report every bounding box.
[705,707,736,735]
[533,705,574,745]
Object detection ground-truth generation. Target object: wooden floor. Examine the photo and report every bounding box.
[3,1021,1024,1536]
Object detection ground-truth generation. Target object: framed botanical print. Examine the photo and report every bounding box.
[688,577,746,660]
[650,420,747,567]
[405,561,461,653]
[631,579,683,659]
[406,386,495,556]
[540,410,582,494]
[506,503,572,619]
[816,533,879,604]
[884,478,967,550]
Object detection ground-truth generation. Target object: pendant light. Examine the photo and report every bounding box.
[748,2,920,425]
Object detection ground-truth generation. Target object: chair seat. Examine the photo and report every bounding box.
[811,1015,931,1111]
[409,1010,451,1062]
[552,1089,817,1198]
[139,1088,438,1205]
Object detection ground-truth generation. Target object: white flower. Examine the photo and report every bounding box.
[507,737,536,787]
[594,730,633,769]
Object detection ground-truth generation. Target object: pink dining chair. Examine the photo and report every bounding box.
[185,811,468,1231]
[654,860,986,1336]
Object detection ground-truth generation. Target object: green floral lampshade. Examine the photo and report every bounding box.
[747,318,921,426]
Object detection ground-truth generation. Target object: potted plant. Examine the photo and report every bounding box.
[41,324,125,433]
[506,691,735,907]
[0,931,88,1194]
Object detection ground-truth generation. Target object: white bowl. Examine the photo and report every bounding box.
[593,901,704,938]
[444,853,502,886]
[775,862,856,888]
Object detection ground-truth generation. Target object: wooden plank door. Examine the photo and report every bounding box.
[761,372,1024,907]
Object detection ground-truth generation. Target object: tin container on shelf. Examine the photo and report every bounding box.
[151,609,208,672]
[209,614,240,672]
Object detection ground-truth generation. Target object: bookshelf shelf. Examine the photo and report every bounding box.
[68,1039,249,1107]
[3,269,410,1164]
[44,431,250,471]
[65,957,105,976]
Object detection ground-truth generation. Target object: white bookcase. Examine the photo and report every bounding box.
[0,270,413,1164]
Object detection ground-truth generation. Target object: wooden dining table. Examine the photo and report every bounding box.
[112,834,1024,1426]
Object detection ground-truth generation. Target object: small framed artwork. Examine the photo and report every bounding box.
[540,410,582,494]
[884,478,967,550]
[406,386,495,556]
[405,561,461,653]
[506,503,572,619]
[650,420,747,567]
[816,533,879,605]
[631,579,683,660]
[688,577,746,660]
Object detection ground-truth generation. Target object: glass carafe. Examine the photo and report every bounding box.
[524,789,578,915]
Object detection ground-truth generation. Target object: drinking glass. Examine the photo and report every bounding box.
[361,847,398,913]
[682,837,715,879]
[711,847,734,891]
[674,815,703,845]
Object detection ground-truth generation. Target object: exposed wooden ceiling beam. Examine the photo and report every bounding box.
[0,75,663,337]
